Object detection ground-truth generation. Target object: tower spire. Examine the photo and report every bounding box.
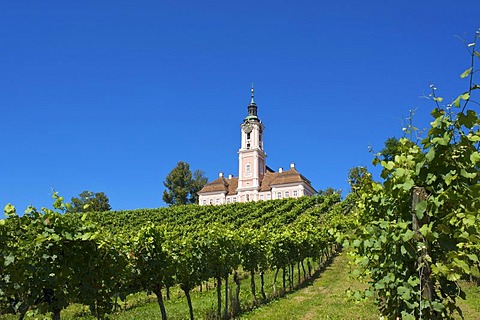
[250,83,255,105]
[246,83,259,120]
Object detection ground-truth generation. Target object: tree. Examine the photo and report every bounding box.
[380,137,401,162]
[68,191,111,213]
[380,137,416,162]
[163,161,208,206]
[190,169,208,204]
[347,166,372,194]
[317,187,342,197]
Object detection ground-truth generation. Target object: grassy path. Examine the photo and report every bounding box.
[241,252,379,320]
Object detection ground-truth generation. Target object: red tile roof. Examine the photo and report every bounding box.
[198,176,238,195]
[199,167,314,195]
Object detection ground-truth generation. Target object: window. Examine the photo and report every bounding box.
[267,193,271,200]
[216,198,220,205]
[246,163,251,173]
[260,194,264,200]
[246,194,250,202]
[293,190,298,197]
[285,191,290,198]
[209,199,213,205]
[246,143,250,149]
[247,132,251,140]
[277,192,282,199]
[233,197,237,203]
[226,198,230,203]
[203,199,206,205]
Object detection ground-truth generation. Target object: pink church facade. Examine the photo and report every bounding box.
[197,87,316,205]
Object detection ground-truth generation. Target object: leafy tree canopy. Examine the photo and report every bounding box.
[379,137,417,162]
[317,187,342,197]
[190,169,208,204]
[163,161,208,206]
[68,190,111,213]
[347,166,372,194]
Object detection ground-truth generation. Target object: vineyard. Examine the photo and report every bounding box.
[0,194,352,320]
[2,31,480,320]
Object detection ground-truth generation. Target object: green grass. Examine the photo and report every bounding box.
[456,280,480,320]
[240,253,378,320]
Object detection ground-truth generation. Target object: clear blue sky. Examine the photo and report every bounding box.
[0,1,478,213]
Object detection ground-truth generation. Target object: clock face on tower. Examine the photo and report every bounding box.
[242,123,253,134]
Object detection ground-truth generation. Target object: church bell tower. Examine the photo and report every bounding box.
[237,85,267,200]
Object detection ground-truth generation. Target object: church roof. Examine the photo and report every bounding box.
[272,167,311,185]
[261,167,315,191]
[198,176,238,195]
[198,167,315,195]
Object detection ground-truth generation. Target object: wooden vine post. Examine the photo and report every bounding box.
[411,187,434,307]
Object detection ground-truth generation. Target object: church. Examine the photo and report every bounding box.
[197,87,316,205]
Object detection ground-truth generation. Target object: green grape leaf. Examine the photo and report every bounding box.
[402,230,415,242]
[460,67,473,78]
[432,301,445,312]
[463,214,476,226]
[458,110,477,128]
[453,258,470,273]
[460,169,476,179]
[470,151,480,164]
[467,254,479,263]
[395,168,406,177]
[401,313,416,320]
[397,286,412,300]
[467,133,480,142]
[415,200,427,220]
[4,254,15,266]
[382,161,394,170]
[401,179,414,190]
[3,203,16,217]
[425,148,435,162]
[453,95,462,107]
